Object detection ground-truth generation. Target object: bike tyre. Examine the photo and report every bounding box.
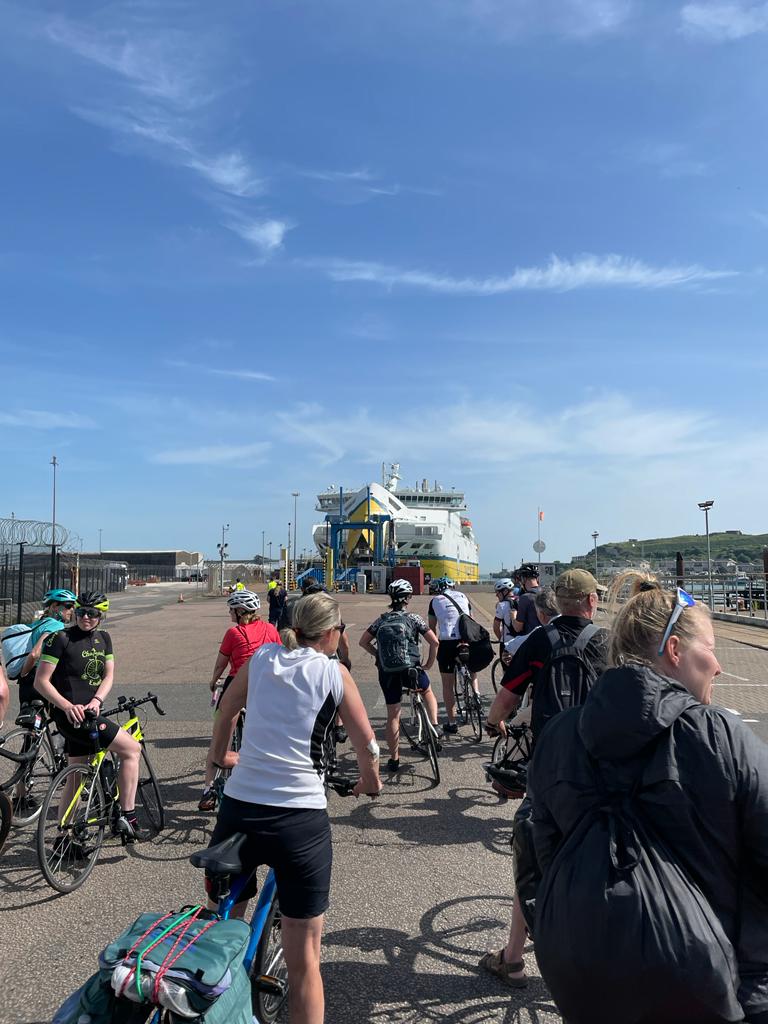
[0,791,11,856]
[251,894,288,1024]
[453,671,466,722]
[417,704,440,786]
[37,763,106,893]
[0,728,57,826]
[467,692,483,743]
[137,744,165,835]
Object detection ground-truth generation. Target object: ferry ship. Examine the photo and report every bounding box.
[312,463,480,582]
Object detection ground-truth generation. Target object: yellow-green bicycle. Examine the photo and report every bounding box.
[36,693,165,893]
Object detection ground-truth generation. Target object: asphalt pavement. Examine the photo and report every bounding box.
[2,583,768,1024]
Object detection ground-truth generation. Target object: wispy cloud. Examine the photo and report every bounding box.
[632,142,708,179]
[276,391,710,468]
[45,16,264,199]
[316,253,735,295]
[167,360,276,382]
[151,442,271,465]
[453,0,634,39]
[296,166,441,204]
[752,211,768,229]
[680,2,768,40]
[0,410,95,429]
[226,217,293,256]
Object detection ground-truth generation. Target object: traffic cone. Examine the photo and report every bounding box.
[177,593,185,603]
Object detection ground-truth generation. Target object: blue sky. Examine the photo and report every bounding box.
[1,0,766,570]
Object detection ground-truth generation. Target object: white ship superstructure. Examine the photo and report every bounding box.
[312,463,479,582]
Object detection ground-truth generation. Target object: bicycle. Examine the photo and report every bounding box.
[36,692,166,893]
[190,770,359,1023]
[490,640,512,693]
[0,738,35,854]
[453,643,483,742]
[0,700,67,826]
[208,692,245,812]
[398,668,441,785]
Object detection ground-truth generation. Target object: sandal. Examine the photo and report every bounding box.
[198,788,217,813]
[478,949,528,988]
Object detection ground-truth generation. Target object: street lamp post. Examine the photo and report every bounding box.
[217,523,230,595]
[50,455,58,585]
[291,492,300,585]
[698,500,715,608]
[98,528,103,554]
[261,530,265,583]
[591,531,599,581]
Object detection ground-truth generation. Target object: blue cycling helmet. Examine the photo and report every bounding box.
[435,577,455,593]
[43,588,77,606]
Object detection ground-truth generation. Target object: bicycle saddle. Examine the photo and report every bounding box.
[190,832,247,874]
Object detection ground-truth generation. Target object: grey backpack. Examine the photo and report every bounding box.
[375,612,415,674]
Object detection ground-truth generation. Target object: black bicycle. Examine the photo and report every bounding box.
[398,669,441,785]
[0,700,67,826]
[490,640,514,693]
[453,644,483,742]
[211,703,246,809]
[0,738,36,853]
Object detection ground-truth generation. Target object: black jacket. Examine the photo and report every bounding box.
[528,663,768,1021]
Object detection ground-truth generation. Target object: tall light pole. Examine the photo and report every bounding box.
[261,530,265,583]
[292,492,300,582]
[217,523,230,595]
[698,500,715,608]
[50,455,58,585]
[99,528,103,554]
[591,531,599,581]
[268,540,273,576]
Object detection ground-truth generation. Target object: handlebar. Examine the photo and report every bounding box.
[98,692,166,719]
[0,736,36,764]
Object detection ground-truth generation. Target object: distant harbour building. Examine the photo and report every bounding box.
[96,549,205,582]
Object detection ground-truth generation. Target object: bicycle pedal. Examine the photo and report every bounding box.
[254,975,288,997]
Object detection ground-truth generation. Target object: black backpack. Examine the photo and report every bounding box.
[531,622,602,741]
[440,593,494,672]
[375,611,416,674]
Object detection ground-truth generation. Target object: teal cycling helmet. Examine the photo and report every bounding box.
[43,588,77,605]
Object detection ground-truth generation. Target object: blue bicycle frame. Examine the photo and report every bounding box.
[218,865,278,972]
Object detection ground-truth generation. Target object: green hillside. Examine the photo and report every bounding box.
[586,531,768,565]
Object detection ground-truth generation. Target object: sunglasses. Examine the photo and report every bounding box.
[657,588,696,656]
[61,603,75,609]
[76,607,102,619]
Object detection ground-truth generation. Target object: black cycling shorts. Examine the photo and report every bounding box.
[378,667,430,706]
[437,639,463,674]
[210,796,332,919]
[52,709,120,757]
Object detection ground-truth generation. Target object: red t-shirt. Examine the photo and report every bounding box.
[219,620,281,676]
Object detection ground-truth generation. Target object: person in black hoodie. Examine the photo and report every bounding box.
[528,570,768,1024]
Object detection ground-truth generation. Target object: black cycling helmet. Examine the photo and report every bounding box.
[485,760,528,797]
[518,564,539,579]
[301,581,325,595]
[76,590,110,613]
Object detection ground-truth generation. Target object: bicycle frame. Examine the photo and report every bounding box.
[218,866,278,973]
[57,713,143,831]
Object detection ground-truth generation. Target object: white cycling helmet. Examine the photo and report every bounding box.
[226,590,261,612]
[495,578,514,593]
[388,579,413,598]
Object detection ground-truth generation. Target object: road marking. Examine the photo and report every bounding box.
[720,671,751,682]
[744,719,760,723]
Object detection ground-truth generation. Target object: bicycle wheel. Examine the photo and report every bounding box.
[37,763,106,892]
[400,694,423,749]
[453,671,466,722]
[417,703,441,786]
[491,733,510,764]
[0,791,11,856]
[0,728,56,826]
[250,894,289,1024]
[136,744,165,836]
[467,690,483,743]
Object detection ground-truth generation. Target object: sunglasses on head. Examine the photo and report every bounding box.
[657,588,696,656]
[76,607,102,619]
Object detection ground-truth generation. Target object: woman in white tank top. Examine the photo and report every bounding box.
[209,592,381,1024]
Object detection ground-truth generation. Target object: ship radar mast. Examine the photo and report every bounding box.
[383,462,401,491]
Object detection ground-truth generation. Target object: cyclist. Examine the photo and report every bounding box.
[17,588,77,705]
[234,578,245,592]
[511,564,541,636]
[359,579,439,773]
[208,592,382,1024]
[428,577,480,735]
[267,578,287,628]
[32,590,143,843]
[199,590,281,812]
[492,579,516,644]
